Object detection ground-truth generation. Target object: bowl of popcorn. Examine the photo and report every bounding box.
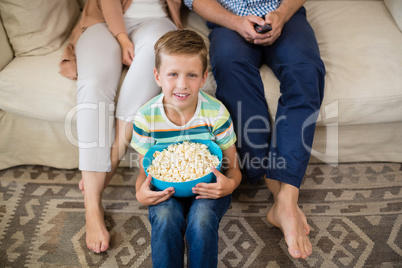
[143,140,223,197]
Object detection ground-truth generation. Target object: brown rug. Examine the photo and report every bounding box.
[0,163,402,267]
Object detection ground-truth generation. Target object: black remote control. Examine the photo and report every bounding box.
[254,24,272,33]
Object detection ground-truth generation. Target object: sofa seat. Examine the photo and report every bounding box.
[0,41,77,123]
[301,1,402,126]
[261,0,402,163]
[262,1,402,126]
[0,0,401,170]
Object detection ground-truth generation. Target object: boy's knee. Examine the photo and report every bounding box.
[188,208,218,236]
[152,206,174,223]
[149,202,184,230]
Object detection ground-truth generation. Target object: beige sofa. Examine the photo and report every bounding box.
[1,0,402,171]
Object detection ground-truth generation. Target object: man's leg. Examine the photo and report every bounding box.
[263,7,325,258]
[209,25,271,182]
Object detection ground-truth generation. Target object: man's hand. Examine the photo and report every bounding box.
[116,33,135,66]
[233,15,266,43]
[253,11,285,46]
[235,12,284,46]
[254,0,306,46]
[136,174,175,205]
[192,166,236,199]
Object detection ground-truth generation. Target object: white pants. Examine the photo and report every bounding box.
[75,17,176,172]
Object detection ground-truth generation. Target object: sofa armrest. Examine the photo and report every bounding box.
[384,0,402,32]
[0,17,13,71]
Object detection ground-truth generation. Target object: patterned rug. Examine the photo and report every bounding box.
[0,163,402,267]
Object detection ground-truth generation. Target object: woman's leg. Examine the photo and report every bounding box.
[186,195,231,268]
[148,197,186,267]
[76,23,122,253]
[108,17,177,179]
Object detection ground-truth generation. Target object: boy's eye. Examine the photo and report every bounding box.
[188,73,197,78]
[169,73,177,77]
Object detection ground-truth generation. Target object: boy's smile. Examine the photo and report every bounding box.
[154,53,208,122]
[174,93,190,101]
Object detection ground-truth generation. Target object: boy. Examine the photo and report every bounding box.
[131,30,242,267]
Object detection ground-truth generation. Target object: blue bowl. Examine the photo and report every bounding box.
[143,140,223,197]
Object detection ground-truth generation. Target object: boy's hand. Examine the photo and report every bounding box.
[192,166,236,199]
[136,175,175,205]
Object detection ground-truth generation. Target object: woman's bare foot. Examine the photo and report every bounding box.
[267,197,312,259]
[81,171,111,253]
[79,178,85,194]
[85,204,110,253]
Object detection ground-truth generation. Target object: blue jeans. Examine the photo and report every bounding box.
[208,7,325,188]
[148,195,231,268]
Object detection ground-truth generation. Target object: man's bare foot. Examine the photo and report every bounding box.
[267,199,312,259]
[85,205,110,253]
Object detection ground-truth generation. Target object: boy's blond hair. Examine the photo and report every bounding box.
[154,30,208,73]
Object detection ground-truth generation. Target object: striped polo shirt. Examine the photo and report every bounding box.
[131,91,237,156]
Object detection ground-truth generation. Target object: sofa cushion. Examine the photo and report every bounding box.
[0,39,77,122]
[0,11,217,123]
[384,0,402,31]
[2,2,401,127]
[0,18,13,71]
[78,0,87,9]
[182,10,217,96]
[0,0,80,56]
[263,1,402,126]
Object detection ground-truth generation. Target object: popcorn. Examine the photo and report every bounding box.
[146,141,220,182]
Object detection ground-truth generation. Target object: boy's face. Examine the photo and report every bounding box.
[154,53,208,114]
